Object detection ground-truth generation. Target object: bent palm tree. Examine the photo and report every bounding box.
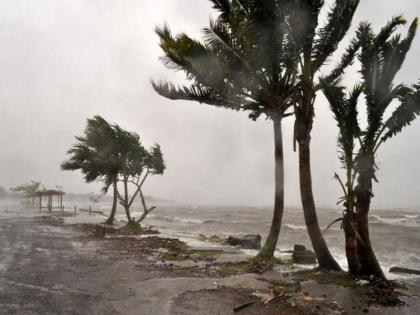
[287,0,360,270]
[62,116,120,225]
[323,16,420,279]
[153,1,300,261]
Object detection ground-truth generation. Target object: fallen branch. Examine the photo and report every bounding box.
[234,301,255,312]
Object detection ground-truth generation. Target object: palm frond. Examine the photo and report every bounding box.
[381,83,420,142]
[312,0,360,72]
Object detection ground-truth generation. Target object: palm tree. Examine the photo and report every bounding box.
[322,82,363,275]
[323,17,420,279]
[152,1,300,261]
[354,16,418,279]
[288,0,361,270]
[62,116,120,225]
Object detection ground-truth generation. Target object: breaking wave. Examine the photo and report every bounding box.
[369,214,420,227]
[284,224,306,230]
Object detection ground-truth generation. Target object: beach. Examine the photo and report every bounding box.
[1,199,420,314]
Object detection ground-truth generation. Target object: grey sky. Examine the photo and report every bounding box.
[0,1,419,208]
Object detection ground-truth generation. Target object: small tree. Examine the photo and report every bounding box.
[10,180,41,203]
[62,116,120,224]
[323,17,420,279]
[63,116,166,227]
[115,128,166,227]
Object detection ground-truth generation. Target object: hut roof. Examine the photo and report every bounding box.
[34,190,65,196]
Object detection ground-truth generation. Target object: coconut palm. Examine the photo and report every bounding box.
[152,1,302,261]
[286,0,361,270]
[323,16,420,279]
[62,116,120,225]
[63,116,166,226]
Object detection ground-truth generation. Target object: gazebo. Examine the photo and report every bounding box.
[34,190,65,212]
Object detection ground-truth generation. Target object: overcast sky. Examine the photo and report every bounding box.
[0,0,419,208]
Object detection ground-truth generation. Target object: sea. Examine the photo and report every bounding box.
[1,198,419,278]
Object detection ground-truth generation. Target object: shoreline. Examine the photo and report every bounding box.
[34,210,420,314]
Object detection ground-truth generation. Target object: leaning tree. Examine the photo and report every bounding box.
[323,17,420,279]
[112,125,166,227]
[62,116,166,227]
[62,116,120,224]
[282,0,361,270]
[152,0,304,261]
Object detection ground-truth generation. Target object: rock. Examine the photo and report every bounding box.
[226,234,261,250]
[292,244,316,264]
[389,266,420,276]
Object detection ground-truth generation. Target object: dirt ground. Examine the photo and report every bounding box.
[1,212,419,315]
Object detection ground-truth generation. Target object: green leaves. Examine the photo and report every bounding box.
[153,0,307,121]
[323,16,420,196]
[62,116,166,191]
[356,16,418,150]
[322,82,362,172]
[312,0,360,73]
[382,83,420,142]
[10,181,41,197]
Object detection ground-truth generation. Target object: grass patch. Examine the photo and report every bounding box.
[163,252,187,262]
[217,263,248,277]
[124,221,143,233]
[196,251,219,261]
[296,270,356,287]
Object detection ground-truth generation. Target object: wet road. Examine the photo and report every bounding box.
[0,207,116,314]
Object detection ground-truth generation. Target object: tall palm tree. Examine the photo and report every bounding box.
[323,17,420,279]
[152,1,300,261]
[287,0,360,270]
[62,116,120,225]
[354,16,418,279]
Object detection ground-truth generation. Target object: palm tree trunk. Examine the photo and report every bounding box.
[105,181,118,225]
[343,212,360,275]
[356,190,385,279]
[298,139,341,271]
[257,117,285,260]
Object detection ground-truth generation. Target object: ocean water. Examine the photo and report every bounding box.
[1,198,419,277]
[130,204,420,275]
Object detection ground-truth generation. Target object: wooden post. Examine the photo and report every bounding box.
[74,206,77,214]
[48,195,52,212]
[39,195,42,211]
[89,206,92,215]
